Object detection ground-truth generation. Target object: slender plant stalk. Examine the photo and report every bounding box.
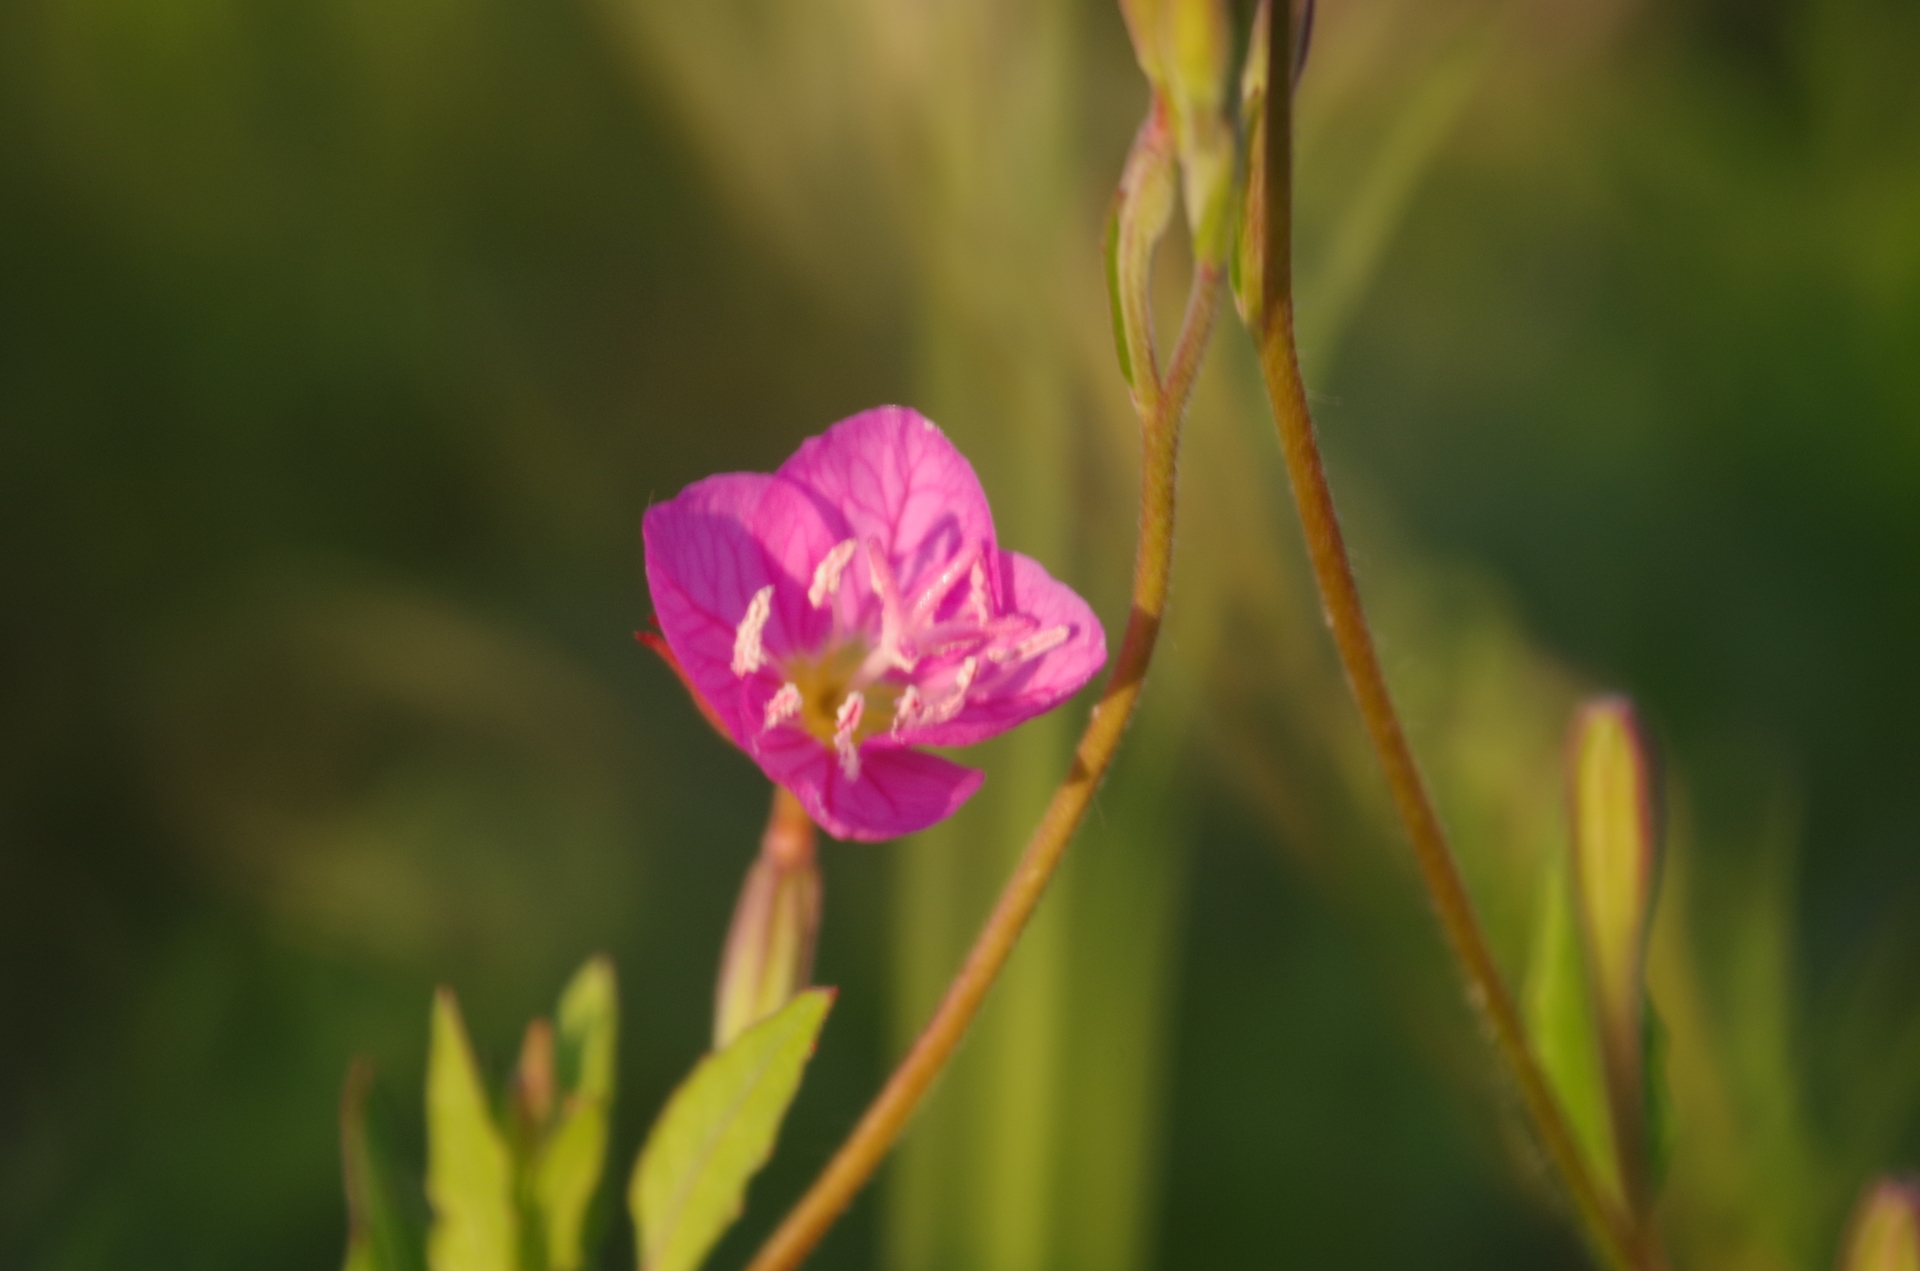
[1250,14,1650,1271]
[741,262,1221,1271]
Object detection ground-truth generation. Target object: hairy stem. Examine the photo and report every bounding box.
[741,262,1221,1271]
[1251,14,1649,1271]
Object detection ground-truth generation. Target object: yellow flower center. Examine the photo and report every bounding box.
[783,642,902,745]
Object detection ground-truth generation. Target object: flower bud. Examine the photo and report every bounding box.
[512,1015,557,1145]
[1569,695,1660,1205]
[1105,101,1178,405]
[1231,0,1315,326]
[713,788,821,1049]
[1230,0,1271,327]
[1839,1179,1920,1271]
[1119,0,1236,264]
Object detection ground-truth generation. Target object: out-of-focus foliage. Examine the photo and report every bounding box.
[426,990,519,1271]
[2,0,1917,1269]
[629,989,832,1271]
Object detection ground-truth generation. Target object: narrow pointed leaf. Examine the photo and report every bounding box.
[1570,696,1658,1059]
[533,957,620,1271]
[630,988,836,1271]
[1569,696,1659,1205]
[1522,849,1625,1209]
[341,1057,428,1271]
[426,989,518,1271]
[1841,1179,1920,1271]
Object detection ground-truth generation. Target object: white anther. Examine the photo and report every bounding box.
[731,585,774,677]
[807,539,858,609]
[908,543,979,626]
[1010,625,1069,662]
[763,681,802,731]
[834,692,865,780]
[892,685,923,736]
[919,656,978,726]
[967,560,991,624]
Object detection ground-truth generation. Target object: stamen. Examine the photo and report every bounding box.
[992,625,1069,664]
[893,685,923,736]
[863,538,917,673]
[763,681,802,731]
[731,585,774,677]
[920,656,978,726]
[967,560,991,625]
[807,539,858,609]
[908,542,980,626]
[834,692,866,780]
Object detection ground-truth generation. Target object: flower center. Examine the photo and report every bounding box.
[781,641,902,746]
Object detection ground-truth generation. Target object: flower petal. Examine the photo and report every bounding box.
[776,406,996,597]
[754,728,983,841]
[902,549,1107,748]
[642,473,838,745]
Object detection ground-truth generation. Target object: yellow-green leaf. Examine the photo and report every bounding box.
[1570,696,1658,1063]
[341,1057,427,1271]
[1840,1179,1920,1271]
[426,988,518,1271]
[1522,849,1624,1211]
[532,957,620,1271]
[1567,695,1662,1212]
[630,988,836,1271]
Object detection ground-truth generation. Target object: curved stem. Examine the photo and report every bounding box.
[741,263,1221,1271]
[1251,16,1646,1271]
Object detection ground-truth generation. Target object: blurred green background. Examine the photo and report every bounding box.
[3,0,1917,1268]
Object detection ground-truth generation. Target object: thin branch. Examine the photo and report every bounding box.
[1250,12,1650,1271]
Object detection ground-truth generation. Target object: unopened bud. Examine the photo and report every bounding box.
[1569,695,1661,1206]
[1118,0,1236,265]
[1230,0,1272,326]
[1105,101,1178,405]
[1839,1179,1920,1271]
[512,1016,557,1145]
[713,788,821,1049]
[1231,0,1315,326]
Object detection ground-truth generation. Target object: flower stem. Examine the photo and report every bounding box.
[740,263,1221,1271]
[1250,14,1648,1271]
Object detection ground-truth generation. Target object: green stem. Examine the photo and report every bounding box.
[740,262,1221,1271]
[1251,13,1648,1271]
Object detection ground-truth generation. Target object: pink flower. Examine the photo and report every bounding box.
[643,406,1107,841]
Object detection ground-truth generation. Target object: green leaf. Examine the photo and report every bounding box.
[531,957,620,1271]
[630,988,836,1271]
[341,1057,427,1271]
[1522,848,1624,1210]
[1570,697,1658,1055]
[1642,1002,1674,1191]
[427,988,519,1271]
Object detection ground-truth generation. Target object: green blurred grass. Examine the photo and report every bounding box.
[3,0,1917,1269]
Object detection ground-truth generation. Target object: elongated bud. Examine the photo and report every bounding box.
[1231,0,1316,326]
[1840,1179,1920,1271]
[1230,0,1271,327]
[1569,695,1660,1208]
[713,787,821,1049]
[1105,101,1178,408]
[512,1015,557,1145]
[1119,0,1235,265]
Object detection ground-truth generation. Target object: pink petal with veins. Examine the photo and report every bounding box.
[754,727,985,841]
[901,549,1108,748]
[642,473,838,746]
[776,406,996,595]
